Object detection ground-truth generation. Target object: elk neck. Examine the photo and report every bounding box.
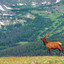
[42,38,48,45]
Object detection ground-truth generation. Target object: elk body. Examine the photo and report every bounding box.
[41,33,64,56]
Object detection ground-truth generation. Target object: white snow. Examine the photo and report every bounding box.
[56,0,60,3]
[3,13,10,15]
[32,2,36,6]
[3,5,12,9]
[3,13,13,16]
[17,3,24,6]
[0,22,4,25]
[0,5,5,11]
[42,1,47,4]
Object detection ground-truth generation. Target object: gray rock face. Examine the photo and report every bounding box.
[0,0,61,5]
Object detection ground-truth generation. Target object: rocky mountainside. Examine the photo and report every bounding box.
[0,0,61,12]
[0,0,64,56]
[0,0,61,26]
[17,0,61,5]
[0,0,17,5]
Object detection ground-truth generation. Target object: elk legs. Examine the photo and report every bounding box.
[49,49,51,56]
[58,49,61,56]
[47,49,51,56]
[58,47,64,56]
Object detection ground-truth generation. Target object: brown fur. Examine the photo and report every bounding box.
[41,33,64,56]
[46,42,61,49]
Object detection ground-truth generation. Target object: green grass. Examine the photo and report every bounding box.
[16,41,28,45]
[0,56,64,64]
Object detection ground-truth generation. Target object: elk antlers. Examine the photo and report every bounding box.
[44,32,49,38]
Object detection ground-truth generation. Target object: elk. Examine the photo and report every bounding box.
[41,33,64,56]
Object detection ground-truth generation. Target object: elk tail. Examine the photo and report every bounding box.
[58,42,62,46]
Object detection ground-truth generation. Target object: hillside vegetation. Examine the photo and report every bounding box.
[0,1,64,56]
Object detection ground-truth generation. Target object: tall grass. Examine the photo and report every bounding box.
[0,56,64,64]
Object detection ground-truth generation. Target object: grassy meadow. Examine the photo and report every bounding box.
[0,56,64,64]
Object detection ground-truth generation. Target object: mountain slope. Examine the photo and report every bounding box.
[0,0,64,56]
[0,0,61,26]
[0,0,17,5]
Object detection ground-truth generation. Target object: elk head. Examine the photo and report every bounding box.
[41,32,49,45]
[41,32,49,41]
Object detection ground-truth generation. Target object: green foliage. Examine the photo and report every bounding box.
[0,2,64,56]
[0,41,46,56]
[61,0,64,4]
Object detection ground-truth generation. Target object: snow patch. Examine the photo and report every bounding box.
[42,1,47,4]
[56,0,60,3]
[3,13,13,16]
[0,22,4,25]
[32,2,36,6]
[3,5,12,9]
[17,3,24,6]
[0,5,5,11]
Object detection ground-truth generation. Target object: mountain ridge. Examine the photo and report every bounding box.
[0,0,64,56]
